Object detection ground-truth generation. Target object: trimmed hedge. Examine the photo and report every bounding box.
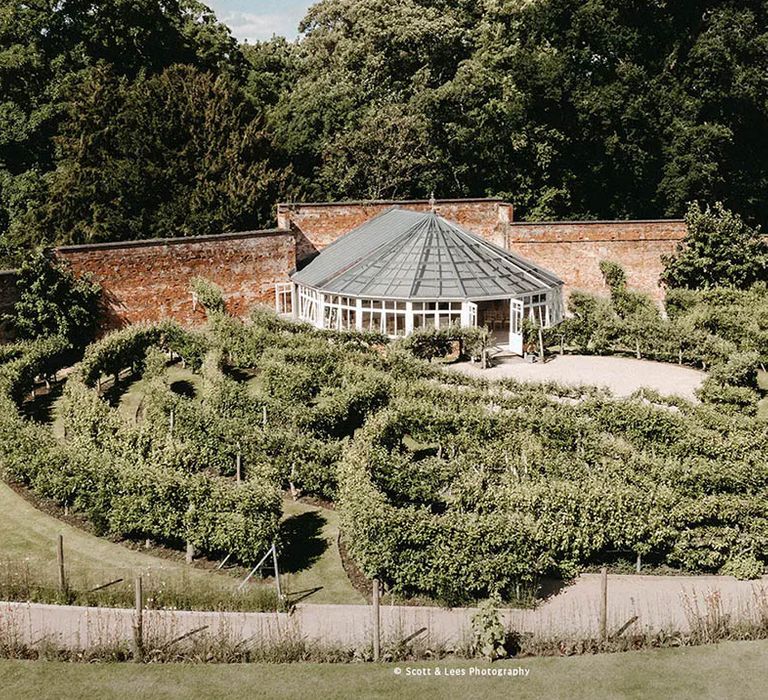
[339,384,768,602]
[0,327,280,564]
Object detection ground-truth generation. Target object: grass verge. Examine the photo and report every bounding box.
[0,482,276,610]
[0,639,766,700]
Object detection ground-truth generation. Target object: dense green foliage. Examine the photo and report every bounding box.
[662,203,768,289]
[0,325,279,564]
[2,295,768,601]
[339,382,768,602]
[558,264,768,413]
[3,251,100,345]
[276,0,768,222]
[2,1,768,263]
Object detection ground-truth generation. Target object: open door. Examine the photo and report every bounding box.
[509,298,524,355]
[467,301,478,327]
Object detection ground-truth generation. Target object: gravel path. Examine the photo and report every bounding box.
[453,355,705,400]
[4,573,765,649]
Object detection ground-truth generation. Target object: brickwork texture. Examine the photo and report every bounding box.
[0,199,686,335]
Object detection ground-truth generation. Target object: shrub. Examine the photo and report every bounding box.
[707,352,761,389]
[4,249,101,346]
[720,554,764,580]
[662,202,768,290]
[471,597,509,661]
[191,276,226,316]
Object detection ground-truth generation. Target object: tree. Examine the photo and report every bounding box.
[318,103,439,200]
[0,0,243,259]
[12,64,285,247]
[5,250,101,344]
[662,202,768,289]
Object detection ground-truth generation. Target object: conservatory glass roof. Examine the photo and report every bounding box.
[291,208,563,300]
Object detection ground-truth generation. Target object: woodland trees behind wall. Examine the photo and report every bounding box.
[1,0,767,264]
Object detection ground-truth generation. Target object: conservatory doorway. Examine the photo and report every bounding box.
[475,298,525,354]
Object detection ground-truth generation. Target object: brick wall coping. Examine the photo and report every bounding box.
[277,197,510,209]
[509,218,684,226]
[55,228,288,254]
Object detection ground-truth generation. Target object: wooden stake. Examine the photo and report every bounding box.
[57,534,66,593]
[636,552,642,573]
[538,326,545,362]
[262,406,267,427]
[372,578,381,661]
[272,544,282,599]
[599,566,608,641]
[186,542,195,564]
[169,409,175,435]
[236,450,242,483]
[133,576,144,663]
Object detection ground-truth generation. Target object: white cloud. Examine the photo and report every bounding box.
[221,10,303,42]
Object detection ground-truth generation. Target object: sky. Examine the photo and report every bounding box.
[205,1,312,43]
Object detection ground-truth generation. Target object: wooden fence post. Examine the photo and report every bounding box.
[236,449,242,483]
[599,566,608,641]
[133,576,144,663]
[372,578,381,661]
[271,543,282,600]
[57,534,66,594]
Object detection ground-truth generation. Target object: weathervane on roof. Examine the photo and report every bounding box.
[429,192,436,213]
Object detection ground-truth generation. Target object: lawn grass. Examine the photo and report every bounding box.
[1,639,766,700]
[0,481,273,605]
[114,365,202,423]
[280,499,364,605]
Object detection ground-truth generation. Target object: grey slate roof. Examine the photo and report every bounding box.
[291,208,563,300]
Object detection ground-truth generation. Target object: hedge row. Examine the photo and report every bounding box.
[339,384,768,602]
[0,328,280,564]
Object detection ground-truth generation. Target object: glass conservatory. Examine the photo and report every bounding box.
[287,207,564,355]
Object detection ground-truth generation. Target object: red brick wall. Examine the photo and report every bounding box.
[0,270,19,341]
[279,200,686,302]
[57,230,296,332]
[0,201,689,339]
[278,199,514,262]
[505,220,686,302]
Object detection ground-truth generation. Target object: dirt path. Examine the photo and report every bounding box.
[453,355,705,400]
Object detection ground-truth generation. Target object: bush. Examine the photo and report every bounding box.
[4,249,101,346]
[720,554,764,580]
[707,352,760,389]
[400,325,489,362]
[471,598,509,661]
[191,277,226,316]
[662,202,768,290]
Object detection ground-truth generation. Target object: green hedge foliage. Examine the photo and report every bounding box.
[0,328,279,564]
[339,384,768,602]
[557,273,768,410]
[4,299,766,598]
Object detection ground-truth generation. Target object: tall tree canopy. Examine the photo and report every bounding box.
[1,0,767,265]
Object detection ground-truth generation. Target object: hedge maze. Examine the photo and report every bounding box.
[1,281,767,604]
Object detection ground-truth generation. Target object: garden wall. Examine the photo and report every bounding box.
[277,198,514,262]
[0,200,688,336]
[279,201,685,303]
[57,230,296,332]
[506,220,687,303]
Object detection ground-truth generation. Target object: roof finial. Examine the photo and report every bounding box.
[429,191,436,213]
